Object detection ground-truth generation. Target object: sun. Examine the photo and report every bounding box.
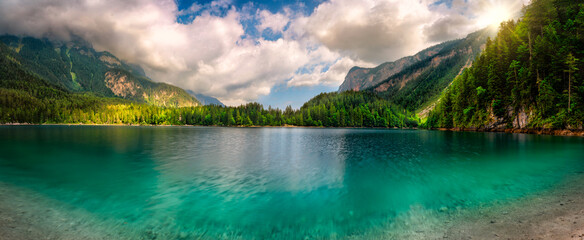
[477,2,516,27]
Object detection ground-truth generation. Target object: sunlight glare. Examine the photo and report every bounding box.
[478,3,514,27]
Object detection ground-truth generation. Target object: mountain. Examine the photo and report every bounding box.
[0,37,414,127]
[339,40,463,92]
[186,90,225,106]
[426,0,584,131]
[339,28,496,112]
[0,41,127,123]
[0,35,200,107]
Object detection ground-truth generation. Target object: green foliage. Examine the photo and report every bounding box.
[369,28,494,111]
[296,91,417,127]
[0,50,416,128]
[0,36,200,107]
[427,0,584,129]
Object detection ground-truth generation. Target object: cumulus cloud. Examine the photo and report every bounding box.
[288,57,374,87]
[0,0,285,105]
[257,10,289,33]
[423,14,473,43]
[184,38,310,105]
[302,0,437,63]
[0,0,529,105]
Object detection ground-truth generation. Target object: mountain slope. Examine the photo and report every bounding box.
[339,28,495,112]
[372,29,495,111]
[1,45,413,127]
[338,39,464,92]
[0,35,200,107]
[426,0,584,130]
[187,90,225,106]
[0,41,132,123]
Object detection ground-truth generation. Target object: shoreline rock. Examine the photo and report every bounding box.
[435,127,584,137]
[2,123,582,136]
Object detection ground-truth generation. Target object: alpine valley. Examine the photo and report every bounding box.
[0,0,583,133]
[2,0,584,239]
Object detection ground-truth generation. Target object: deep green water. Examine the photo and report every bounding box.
[0,126,583,239]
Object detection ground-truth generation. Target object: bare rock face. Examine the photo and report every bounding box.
[99,55,121,67]
[105,71,140,98]
[104,70,199,107]
[338,47,443,92]
[512,107,531,129]
[338,67,370,91]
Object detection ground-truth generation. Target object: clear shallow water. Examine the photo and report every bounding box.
[0,126,583,239]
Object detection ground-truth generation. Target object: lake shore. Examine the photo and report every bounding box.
[443,172,584,240]
[436,127,584,137]
[2,173,584,239]
[2,123,583,137]
[0,182,114,240]
[0,122,417,129]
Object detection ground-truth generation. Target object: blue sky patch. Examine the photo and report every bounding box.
[259,83,336,109]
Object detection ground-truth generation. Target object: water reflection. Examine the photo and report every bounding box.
[137,127,351,237]
[0,126,583,239]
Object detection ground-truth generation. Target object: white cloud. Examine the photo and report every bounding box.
[301,0,438,63]
[177,2,202,17]
[288,57,375,87]
[257,10,289,33]
[185,38,310,106]
[0,0,530,106]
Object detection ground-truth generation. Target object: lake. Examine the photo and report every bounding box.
[0,126,583,239]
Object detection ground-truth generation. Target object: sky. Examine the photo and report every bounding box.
[0,0,528,108]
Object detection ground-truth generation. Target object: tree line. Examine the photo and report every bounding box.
[0,50,417,127]
[1,89,418,128]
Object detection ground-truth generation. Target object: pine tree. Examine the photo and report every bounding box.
[564,53,579,112]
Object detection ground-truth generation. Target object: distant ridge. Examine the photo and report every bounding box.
[0,35,200,107]
[338,40,459,92]
[187,90,225,106]
[339,28,496,111]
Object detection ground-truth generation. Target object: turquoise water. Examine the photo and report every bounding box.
[0,126,583,239]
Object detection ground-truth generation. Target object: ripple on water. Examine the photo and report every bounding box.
[0,126,583,239]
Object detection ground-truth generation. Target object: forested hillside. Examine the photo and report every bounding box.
[293,91,418,127]
[0,36,200,107]
[0,40,415,127]
[337,28,494,114]
[370,29,494,112]
[338,39,465,92]
[0,42,130,123]
[426,0,584,130]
